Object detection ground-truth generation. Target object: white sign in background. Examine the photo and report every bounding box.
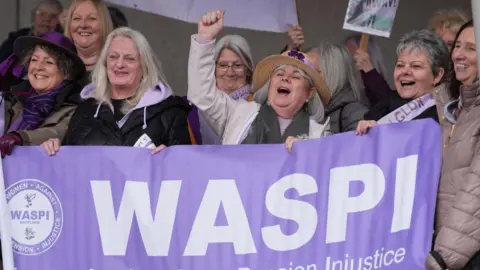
[106,0,299,33]
[343,0,400,38]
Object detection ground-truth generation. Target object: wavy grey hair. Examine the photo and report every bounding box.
[89,27,172,113]
[343,34,389,78]
[308,42,364,100]
[253,65,325,123]
[396,29,450,80]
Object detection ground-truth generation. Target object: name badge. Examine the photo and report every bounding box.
[133,134,156,149]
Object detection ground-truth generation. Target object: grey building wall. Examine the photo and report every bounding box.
[0,0,472,95]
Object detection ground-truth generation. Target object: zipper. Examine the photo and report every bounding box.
[444,124,455,148]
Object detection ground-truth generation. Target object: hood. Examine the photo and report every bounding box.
[325,87,361,114]
[80,81,173,110]
[82,81,174,129]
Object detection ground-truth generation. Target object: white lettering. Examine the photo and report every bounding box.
[390,155,417,232]
[90,180,181,256]
[183,180,256,256]
[326,164,385,243]
[262,173,318,251]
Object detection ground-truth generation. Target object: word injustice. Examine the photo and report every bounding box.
[90,155,418,256]
[325,248,406,270]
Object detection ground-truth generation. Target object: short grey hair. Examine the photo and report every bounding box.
[90,27,172,113]
[22,44,75,80]
[31,0,63,21]
[253,65,325,122]
[308,42,364,100]
[396,29,450,79]
[343,34,389,78]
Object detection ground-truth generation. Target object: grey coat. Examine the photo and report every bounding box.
[325,87,369,133]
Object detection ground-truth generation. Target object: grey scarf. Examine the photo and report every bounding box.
[241,103,310,144]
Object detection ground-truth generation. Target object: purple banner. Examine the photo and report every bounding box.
[2,119,441,270]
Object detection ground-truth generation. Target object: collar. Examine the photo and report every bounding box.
[459,79,480,109]
[227,84,251,100]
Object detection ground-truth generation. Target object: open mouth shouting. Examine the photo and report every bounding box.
[277,86,291,96]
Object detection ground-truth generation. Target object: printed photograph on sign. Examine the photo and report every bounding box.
[343,0,399,37]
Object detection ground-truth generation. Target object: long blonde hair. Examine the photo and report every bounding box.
[64,0,114,47]
[89,27,172,113]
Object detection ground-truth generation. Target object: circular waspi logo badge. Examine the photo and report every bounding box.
[5,179,63,255]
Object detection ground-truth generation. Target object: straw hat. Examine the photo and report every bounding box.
[252,50,331,104]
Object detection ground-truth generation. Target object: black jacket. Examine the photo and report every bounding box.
[0,28,31,64]
[63,95,192,147]
[364,90,439,122]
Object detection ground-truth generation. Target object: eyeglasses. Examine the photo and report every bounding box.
[216,62,245,73]
[36,10,59,21]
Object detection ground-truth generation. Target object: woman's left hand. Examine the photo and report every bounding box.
[0,133,22,158]
[151,144,167,155]
[285,136,299,153]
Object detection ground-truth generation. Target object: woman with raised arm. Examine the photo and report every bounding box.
[188,10,331,151]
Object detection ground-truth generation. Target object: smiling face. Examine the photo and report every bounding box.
[394,49,444,99]
[452,27,477,85]
[267,65,314,119]
[215,48,247,93]
[27,46,64,93]
[69,1,101,51]
[106,36,142,95]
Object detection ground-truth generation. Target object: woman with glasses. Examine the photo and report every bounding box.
[185,34,255,145]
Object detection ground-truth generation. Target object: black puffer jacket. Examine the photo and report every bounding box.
[325,87,369,133]
[63,83,191,147]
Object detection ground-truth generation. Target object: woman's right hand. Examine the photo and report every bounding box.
[198,10,225,40]
[356,120,377,135]
[41,138,61,156]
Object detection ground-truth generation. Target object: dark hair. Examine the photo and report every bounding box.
[22,44,75,80]
[108,6,128,28]
[449,20,474,99]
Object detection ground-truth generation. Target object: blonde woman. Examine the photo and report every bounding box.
[64,0,113,84]
[41,27,191,155]
[427,9,470,49]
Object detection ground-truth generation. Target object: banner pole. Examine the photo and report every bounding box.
[360,33,369,51]
[0,158,15,270]
[472,0,480,81]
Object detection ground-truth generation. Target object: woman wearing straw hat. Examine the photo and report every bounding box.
[188,10,331,151]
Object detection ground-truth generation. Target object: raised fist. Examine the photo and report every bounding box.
[287,25,304,50]
[198,10,225,40]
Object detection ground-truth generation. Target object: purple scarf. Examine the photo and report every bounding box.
[9,83,64,132]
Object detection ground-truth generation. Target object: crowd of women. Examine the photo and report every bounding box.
[0,0,478,269]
